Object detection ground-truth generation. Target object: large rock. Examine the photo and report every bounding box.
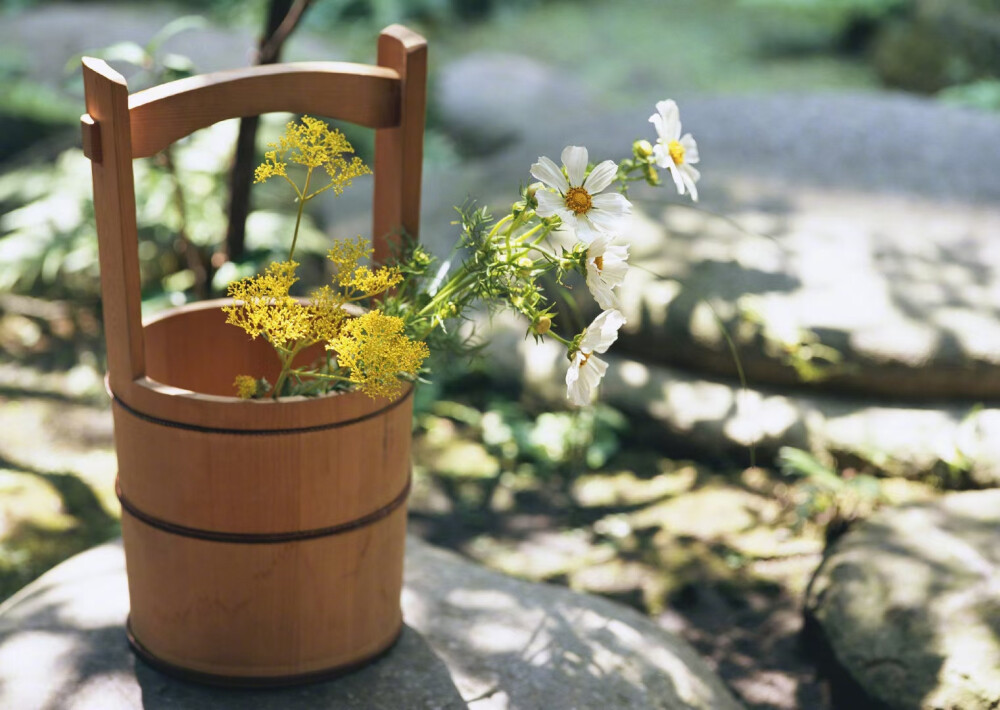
[432,77,1000,400]
[485,310,1000,484]
[0,2,341,89]
[0,536,741,710]
[804,490,1000,709]
[435,52,595,156]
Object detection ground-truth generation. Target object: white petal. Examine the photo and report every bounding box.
[681,134,699,164]
[530,156,569,193]
[649,111,666,139]
[652,142,670,169]
[580,355,609,395]
[535,189,564,218]
[607,242,630,262]
[586,210,626,235]
[592,192,631,216]
[585,212,620,235]
[586,271,620,310]
[580,309,626,353]
[572,219,598,243]
[561,146,588,187]
[666,162,685,196]
[587,354,609,383]
[681,164,700,202]
[583,160,618,194]
[587,232,610,257]
[565,353,587,405]
[600,251,629,283]
[656,99,681,141]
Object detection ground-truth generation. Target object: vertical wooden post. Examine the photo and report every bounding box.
[81,58,145,394]
[373,24,427,266]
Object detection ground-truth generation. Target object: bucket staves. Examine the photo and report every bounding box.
[111,302,413,685]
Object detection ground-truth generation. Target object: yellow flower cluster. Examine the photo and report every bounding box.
[327,236,403,297]
[226,117,425,401]
[254,116,371,195]
[234,375,258,400]
[330,311,429,399]
[253,150,287,183]
[306,285,348,343]
[225,242,424,399]
[223,261,312,347]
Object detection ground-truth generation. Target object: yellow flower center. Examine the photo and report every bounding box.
[579,351,591,368]
[668,140,685,165]
[564,186,593,215]
[594,255,604,271]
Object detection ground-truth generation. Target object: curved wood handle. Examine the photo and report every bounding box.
[129,62,402,159]
[81,25,427,404]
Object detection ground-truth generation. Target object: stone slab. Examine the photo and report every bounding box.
[431,63,1000,400]
[804,490,1000,709]
[485,312,1000,484]
[0,536,741,710]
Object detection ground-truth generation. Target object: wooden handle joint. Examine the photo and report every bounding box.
[81,114,102,163]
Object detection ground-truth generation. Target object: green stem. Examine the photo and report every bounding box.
[417,267,476,317]
[281,173,303,199]
[288,167,314,261]
[292,369,353,382]
[487,213,514,240]
[272,339,308,399]
[545,330,573,347]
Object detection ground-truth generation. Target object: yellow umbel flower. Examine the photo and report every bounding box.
[330,311,429,399]
[306,285,349,342]
[222,261,311,347]
[346,265,403,296]
[327,236,370,279]
[258,116,371,195]
[234,375,258,399]
[327,236,402,297]
[253,150,287,184]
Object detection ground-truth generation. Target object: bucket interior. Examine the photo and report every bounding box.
[143,302,326,397]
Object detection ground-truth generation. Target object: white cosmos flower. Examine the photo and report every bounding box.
[649,99,700,202]
[531,146,631,240]
[585,233,629,310]
[565,309,626,406]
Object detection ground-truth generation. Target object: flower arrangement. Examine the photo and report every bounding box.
[224,100,700,405]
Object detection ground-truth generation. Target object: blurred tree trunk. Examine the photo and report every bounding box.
[222,0,313,263]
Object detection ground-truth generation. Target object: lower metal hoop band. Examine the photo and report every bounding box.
[126,616,404,688]
[116,475,410,544]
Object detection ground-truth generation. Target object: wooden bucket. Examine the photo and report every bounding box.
[113,300,413,685]
[81,26,427,686]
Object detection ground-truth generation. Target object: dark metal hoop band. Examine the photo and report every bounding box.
[126,616,404,688]
[110,384,413,436]
[116,475,411,544]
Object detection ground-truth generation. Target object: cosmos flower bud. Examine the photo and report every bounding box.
[533,316,552,335]
[633,139,653,158]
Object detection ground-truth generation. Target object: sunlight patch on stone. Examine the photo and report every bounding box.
[620,276,680,329]
[466,620,529,654]
[618,360,649,388]
[724,391,798,444]
[446,588,518,612]
[934,308,1000,363]
[653,380,732,431]
[0,631,74,710]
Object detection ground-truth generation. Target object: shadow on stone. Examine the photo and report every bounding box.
[131,626,465,710]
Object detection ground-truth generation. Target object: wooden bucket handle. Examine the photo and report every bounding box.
[81,25,426,396]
